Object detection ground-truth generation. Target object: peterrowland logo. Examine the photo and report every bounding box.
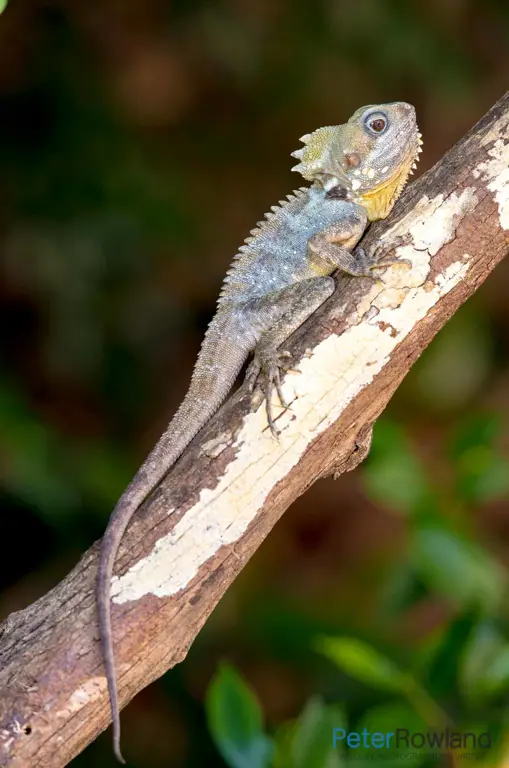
[333,728,492,751]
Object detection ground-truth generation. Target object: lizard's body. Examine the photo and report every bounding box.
[98,102,422,762]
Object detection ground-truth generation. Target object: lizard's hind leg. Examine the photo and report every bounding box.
[245,276,335,437]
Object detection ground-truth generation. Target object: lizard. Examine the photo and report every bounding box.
[97,101,422,763]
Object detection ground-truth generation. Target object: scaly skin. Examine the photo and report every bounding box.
[98,102,422,762]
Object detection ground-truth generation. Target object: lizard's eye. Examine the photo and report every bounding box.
[364,112,389,135]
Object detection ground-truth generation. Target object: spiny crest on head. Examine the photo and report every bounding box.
[290,126,342,181]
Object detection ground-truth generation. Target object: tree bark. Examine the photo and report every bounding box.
[2,92,509,768]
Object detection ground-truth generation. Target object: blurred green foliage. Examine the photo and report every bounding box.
[1,1,509,766]
[206,664,274,768]
[205,418,509,766]
[207,669,343,768]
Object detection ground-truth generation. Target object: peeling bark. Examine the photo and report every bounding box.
[2,92,509,768]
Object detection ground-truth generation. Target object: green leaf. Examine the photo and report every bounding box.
[483,646,509,697]
[460,622,505,704]
[315,637,407,693]
[460,623,509,702]
[0,0,7,14]
[412,525,505,612]
[363,421,433,515]
[379,561,428,616]
[206,663,274,768]
[274,698,343,768]
[273,722,294,768]
[423,611,478,700]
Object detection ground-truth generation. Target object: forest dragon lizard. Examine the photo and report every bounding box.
[98,101,422,762]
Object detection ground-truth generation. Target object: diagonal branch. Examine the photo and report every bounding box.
[2,92,509,768]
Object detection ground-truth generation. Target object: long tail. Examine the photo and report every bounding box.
[97,310,250,763]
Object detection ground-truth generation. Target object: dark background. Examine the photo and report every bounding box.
[1,1,509,766]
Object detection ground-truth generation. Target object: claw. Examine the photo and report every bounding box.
[266,399,281,439]
[246,360,261,393]
[370,257,412,271]
[245,348,294,437]
[273,368,289,408]
[364,234,413,272]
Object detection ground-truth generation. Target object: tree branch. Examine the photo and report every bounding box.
[2,92,509,768]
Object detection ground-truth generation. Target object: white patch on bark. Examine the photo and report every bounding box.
[112,187,476,604]
[473,137,509,230]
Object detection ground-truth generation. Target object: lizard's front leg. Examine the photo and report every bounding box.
[245,276,336,436]
[308,218,411,277]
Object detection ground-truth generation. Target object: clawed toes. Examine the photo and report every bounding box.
[267,410,281,439]
[246,362,261,393]
[272,369,289,409]
[392,233,413,249]
[246,349,296,436]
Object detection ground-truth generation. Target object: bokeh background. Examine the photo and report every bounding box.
[2,1,509,766]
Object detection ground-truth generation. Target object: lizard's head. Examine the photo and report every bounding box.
[291,102,422,221]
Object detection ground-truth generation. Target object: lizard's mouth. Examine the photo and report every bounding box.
[357,129,423,221]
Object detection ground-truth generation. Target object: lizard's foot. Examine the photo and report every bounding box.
[356,234,413,273]
[246,348,293,437]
